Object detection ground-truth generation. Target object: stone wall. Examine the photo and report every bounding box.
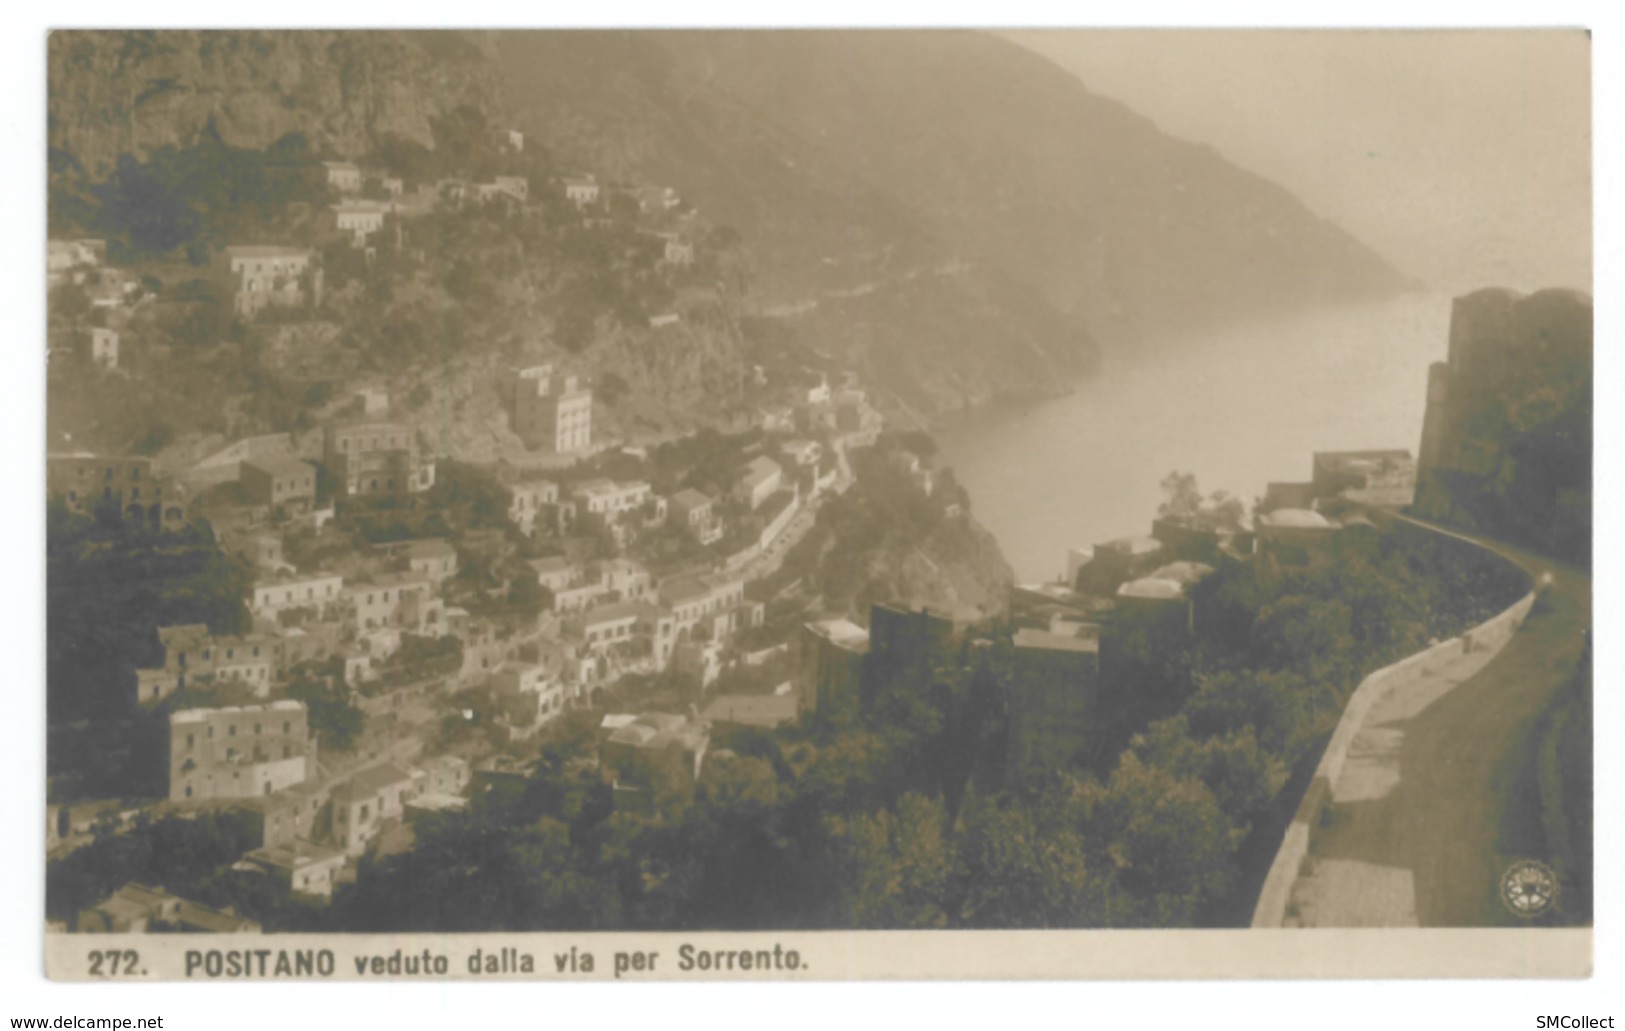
[1413,287,1591,564]
[1250,518,1536,927]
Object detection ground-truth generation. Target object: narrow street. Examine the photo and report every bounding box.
[734,438,853,583]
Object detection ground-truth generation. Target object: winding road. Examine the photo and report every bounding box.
[1287,528,1590,927]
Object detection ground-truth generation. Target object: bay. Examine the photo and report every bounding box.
[936,293,1453,582]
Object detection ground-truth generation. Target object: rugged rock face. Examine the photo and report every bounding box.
[1414,287,1592,563]
[803,505,1014,626]
[853,516,1014,624]
[795,453,1015,623]
[394,308,754,465]
[48,31,506,176]
[589,302,750,423]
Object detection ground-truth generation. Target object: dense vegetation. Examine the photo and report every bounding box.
[47,503,250,724]
[51,129,327,261]
[46,808,328,932]
[45,447,1528,930]
[761,439,995,616]
[1415,292,1592,566]
[46,504,254,800]
[47,117,750,458]
[282,515,1526,932]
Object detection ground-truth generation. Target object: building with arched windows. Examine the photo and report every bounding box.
[47,452,187,530]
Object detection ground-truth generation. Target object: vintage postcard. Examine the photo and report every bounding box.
[42,28,1591,981]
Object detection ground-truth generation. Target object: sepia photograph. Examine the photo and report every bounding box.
[32,20,1595,988]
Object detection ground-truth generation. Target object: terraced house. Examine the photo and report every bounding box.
[47,452,186,530]
[239,456,317,518]
[168,702,312,802]
[323,420,437,498]
[214,245,323,319]
[138,625,283,703]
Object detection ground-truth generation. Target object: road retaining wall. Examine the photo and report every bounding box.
[1250,518,1536,927]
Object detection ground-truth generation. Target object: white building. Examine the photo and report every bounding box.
[89,327,120,369]
[573,479,652,521]
[509,480,559,536]
[251,573,346,619]
[332,200,390,246]
[323,161,363,194]
[562,175,599,207]
[737,456,784,511]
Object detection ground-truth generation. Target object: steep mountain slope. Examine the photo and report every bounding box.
[47,30,1408,428]
[48,31,506,178]
[492,31,1409,345]
[492,31,1103,417]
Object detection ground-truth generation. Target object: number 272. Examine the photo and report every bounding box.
[88,950,140,976]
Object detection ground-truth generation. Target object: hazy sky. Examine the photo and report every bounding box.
[1007,30,1592,295]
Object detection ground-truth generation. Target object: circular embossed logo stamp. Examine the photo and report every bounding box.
[1500,859,1560,919]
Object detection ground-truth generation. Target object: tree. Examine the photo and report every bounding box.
[951,795,1104,928]
[821,792,952,928]
[1133,717,1273,830]
[1159,471,1244,531]
[1069,755,1236,926]
[48,515,251,727]
[896,430,939,462]
[367,135,437,186]
[606,191,641,224]
[392,633,463,676]
[430,460,512,527]
[85,136,322,258]
[1182,669,1306,755]
[49,282,91,322]
[1251,595,1355,675]
[333,815,607,932]
[286,676,364,753]
[598,371,630,407]
[1159,471,1202,520]
[554,299,597,354]
[46,810,261,923]
[697,753,783,812]
[429,106,493,172]
[93,152,200,253]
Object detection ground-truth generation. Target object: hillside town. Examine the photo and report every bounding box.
[42,32,1589,944]
[49,334,1431,935]
[41,140,1498,936]
[49,265,893,932]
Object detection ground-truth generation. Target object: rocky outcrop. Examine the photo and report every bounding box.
[808,511,1013,626]
[862,516,1014,623]
[1414,287,1592,563]
[591,303,750,419]
[804,454,1014,623]
[49,31,506,177]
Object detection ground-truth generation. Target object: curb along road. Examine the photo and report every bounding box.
[1258,517,1589,927]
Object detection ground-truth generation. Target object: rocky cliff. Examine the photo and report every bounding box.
[1414,287,1592,563]
[48,31,506,178]
[848,514,1014,624]
[787,450,1014,623]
